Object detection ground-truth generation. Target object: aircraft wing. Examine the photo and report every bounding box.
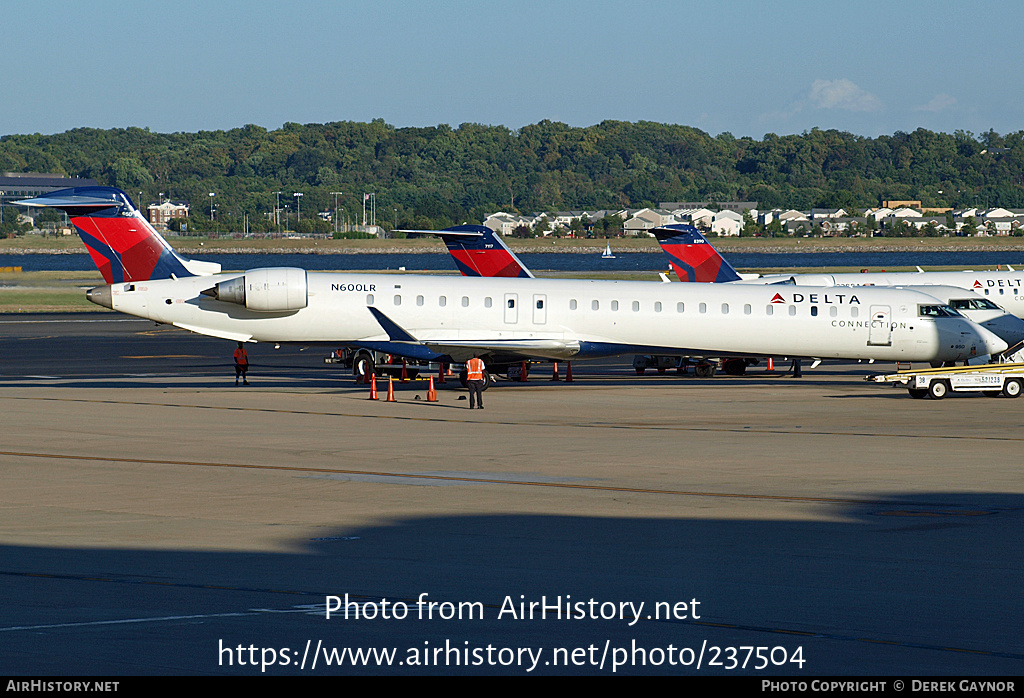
[366,306,577,361]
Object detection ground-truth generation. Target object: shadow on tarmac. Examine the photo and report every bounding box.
[2,493,1022,675]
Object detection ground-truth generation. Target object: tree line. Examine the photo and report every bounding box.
[1,120,1022,233]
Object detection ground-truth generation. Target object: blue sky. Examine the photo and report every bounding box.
[5,0,1022,139]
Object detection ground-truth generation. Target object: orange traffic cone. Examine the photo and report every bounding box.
[566,362,574,382]
[766,357,775,372]
[386,376,397,402]
[368,373,378,400]
[437,362,446,384]
[426,376,437,402]
[550,361,560,381]
[519,361,528,382]
[401,360,409,382]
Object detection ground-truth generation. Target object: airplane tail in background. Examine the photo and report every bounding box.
[651,224,742,283]
[16,186,220,283]
[402,225,534,278]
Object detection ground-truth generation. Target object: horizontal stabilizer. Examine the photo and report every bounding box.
[400,225,534,278]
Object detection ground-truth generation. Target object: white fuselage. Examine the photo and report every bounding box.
[95,272,1007,364]
[744,271,1024,320]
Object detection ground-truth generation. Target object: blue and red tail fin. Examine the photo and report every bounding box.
[401,225,534,278]
[16,186,219,283]
[651,224,741,283]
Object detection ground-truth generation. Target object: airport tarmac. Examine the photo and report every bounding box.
[1,313,1022,675]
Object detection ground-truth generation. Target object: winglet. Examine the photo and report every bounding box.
[367,306,419,343]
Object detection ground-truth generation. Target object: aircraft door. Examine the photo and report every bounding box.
[868,305,892,346]
[504,293,518,324]
[532,294,547,324]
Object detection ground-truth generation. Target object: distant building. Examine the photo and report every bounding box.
[0,172,97,198]
[882,200,921,209]
[147,201,190,228]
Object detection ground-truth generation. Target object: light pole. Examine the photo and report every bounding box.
[209,192,215,221]
[330,191,343,234]
[293,192,303,222]
[274,191,282,233]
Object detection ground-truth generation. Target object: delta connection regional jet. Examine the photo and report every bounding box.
[18,187,1008,373]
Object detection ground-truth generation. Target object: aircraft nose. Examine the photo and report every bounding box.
[981,314,1024,348]
[979,325,1009,357]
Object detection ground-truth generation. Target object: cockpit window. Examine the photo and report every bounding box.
[918,304,962,318]
[949,298,1001,311]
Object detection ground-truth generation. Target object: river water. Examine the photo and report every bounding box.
[4,250,1024,273]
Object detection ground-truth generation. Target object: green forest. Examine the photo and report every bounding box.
[1,120,1022,232]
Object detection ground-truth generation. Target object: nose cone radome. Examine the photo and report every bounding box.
[981,314,1024,348]
[978,325,1009,357]
[87,285,112,309]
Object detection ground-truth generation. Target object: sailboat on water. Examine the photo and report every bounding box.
[601,242,615,259]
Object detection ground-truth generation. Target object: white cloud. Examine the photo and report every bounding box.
[914,93,957,112]
[807,79,883,112]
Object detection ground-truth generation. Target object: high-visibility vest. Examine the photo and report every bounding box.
[234,348,248,366]
[466,357,484,381]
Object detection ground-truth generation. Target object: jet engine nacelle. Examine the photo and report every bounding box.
[205,267,308,311]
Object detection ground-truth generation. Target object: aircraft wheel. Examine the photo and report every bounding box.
[928,380,950,400]
[353,351,375,378]
[695,363,716,378]
[1002,378,1023,398]
[908,388,928,399]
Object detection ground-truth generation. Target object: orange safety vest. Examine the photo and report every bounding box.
[234,347,248,366]
[466,357,484,381]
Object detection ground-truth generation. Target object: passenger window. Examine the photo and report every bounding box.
[367,294,374,305]
[592,300,600,311]
[394,295,402,306]
[655,301,662,312]
[439,296,447,307]
[830,307,837,317]
[766,305,774,316]
[851,307,859,318]
[699,303,707,314]
[536,299,544,309]
[507,298,515,308]
[789,306,797,316]
[485,297,492,308]
[570,299,577,310]
[811,306,818,317]
[611,300,619,311]
[677,302,684,313]
[721,303,729,314]
[744,304,751,315]
[632,301,640,312]
[462,296,469,307]
[416,295,424,306]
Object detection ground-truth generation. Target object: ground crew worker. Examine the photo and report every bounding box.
[466,353,485,409]
[234,341,249,385]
